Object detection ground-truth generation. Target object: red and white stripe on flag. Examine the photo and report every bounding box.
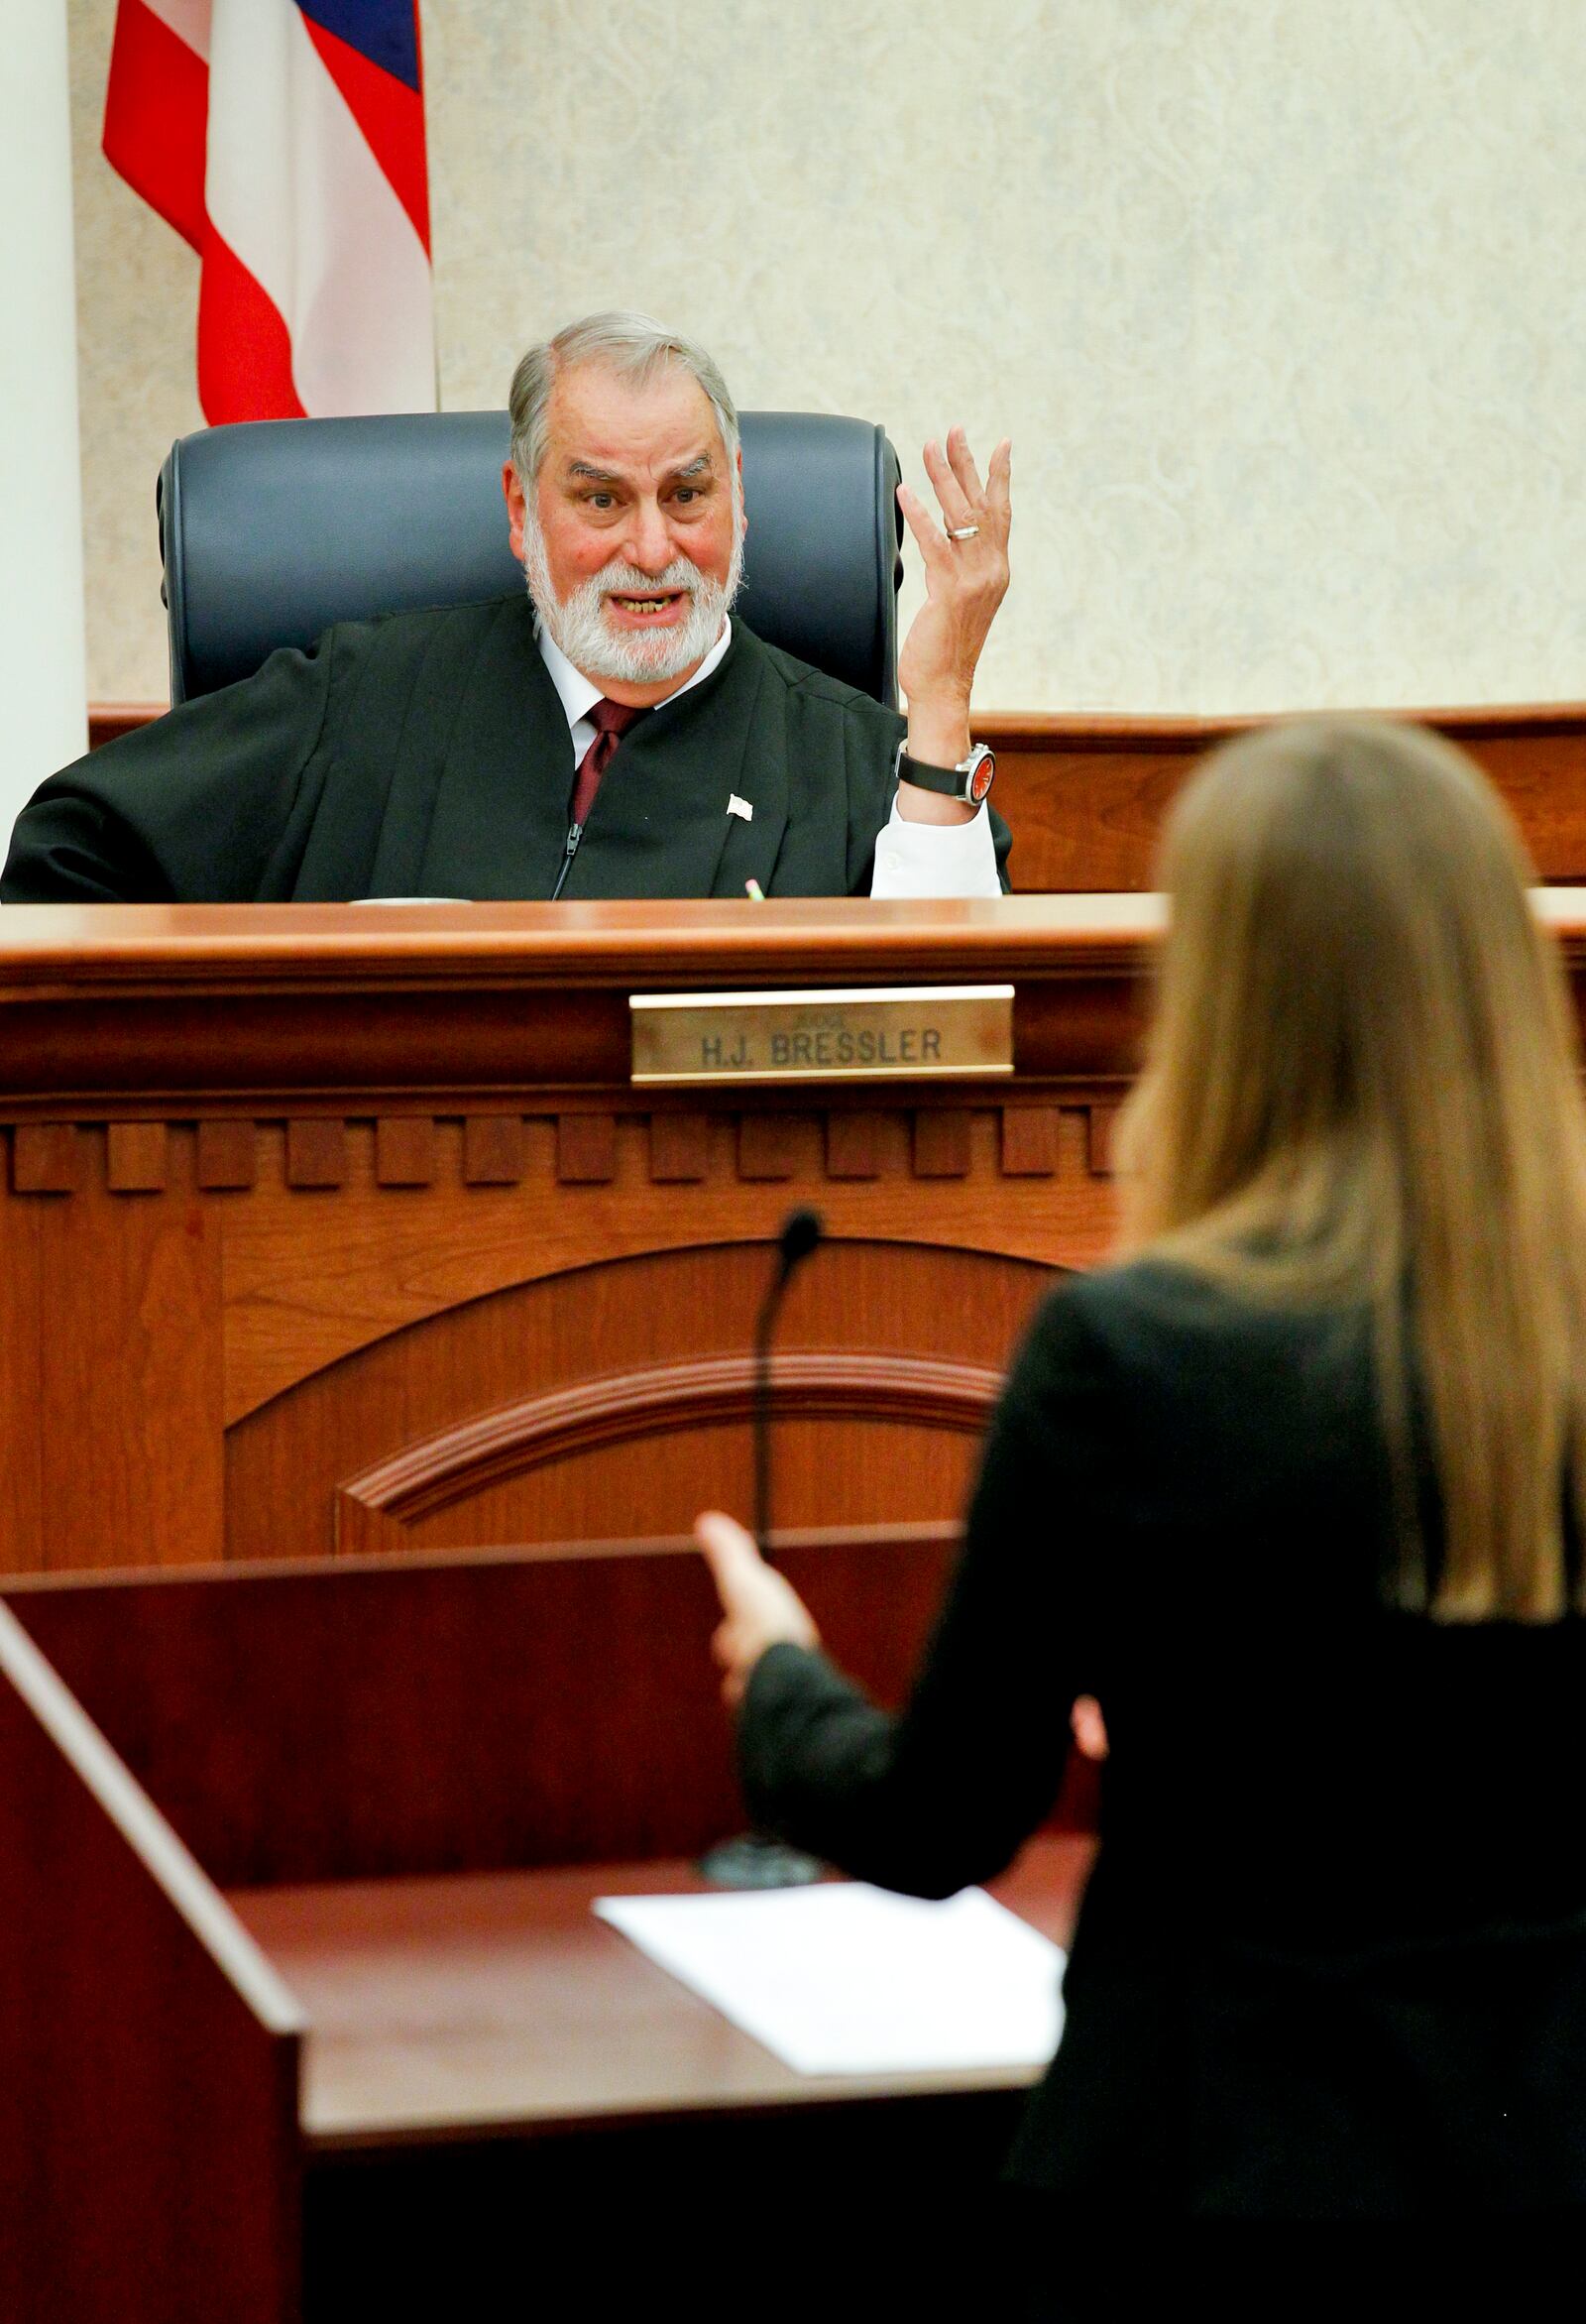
[103,0,434,421]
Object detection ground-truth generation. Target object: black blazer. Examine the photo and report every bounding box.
[739,1259,1586,2216]
[0,598,1012,903]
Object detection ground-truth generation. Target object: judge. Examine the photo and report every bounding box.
[2,312,1014,903]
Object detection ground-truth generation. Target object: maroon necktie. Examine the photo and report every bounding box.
[571,698,646,827]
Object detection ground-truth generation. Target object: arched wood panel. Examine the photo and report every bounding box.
[216,1105,1114,1425]
[224,1239,1058,1563]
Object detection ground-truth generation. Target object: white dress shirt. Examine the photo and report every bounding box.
[535,619,1002,899]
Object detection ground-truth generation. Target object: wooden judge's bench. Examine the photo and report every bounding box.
[4,889,1582,2320]
[0,895,1159,1580]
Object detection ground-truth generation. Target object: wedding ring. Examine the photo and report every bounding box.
[947,523,980,540]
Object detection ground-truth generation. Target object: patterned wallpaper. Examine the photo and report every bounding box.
[68,0,1586,713]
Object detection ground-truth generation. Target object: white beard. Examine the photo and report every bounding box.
[522,504,744,685]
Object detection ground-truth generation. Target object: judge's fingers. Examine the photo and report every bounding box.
[921,435,977,532]
[942,423,987,511]
[897,483,955,586]
[985,437,1013,528]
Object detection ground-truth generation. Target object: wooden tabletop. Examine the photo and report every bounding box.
[229,1832,1096,2152]
[0,894,1171,988]
[1,887,1584,988]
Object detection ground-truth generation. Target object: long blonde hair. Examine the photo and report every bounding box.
[1117,716,1586,1619]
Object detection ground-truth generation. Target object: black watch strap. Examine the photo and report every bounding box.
[893,741,996,805]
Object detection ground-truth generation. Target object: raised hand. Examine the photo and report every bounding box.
[695,1509,821,1707]
[1071,1694,1110,1761]
[896,427,1012,771]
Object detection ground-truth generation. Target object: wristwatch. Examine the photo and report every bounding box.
[893,738,996,806]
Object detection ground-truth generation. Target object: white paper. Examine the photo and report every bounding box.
[594,1883,1065,2077]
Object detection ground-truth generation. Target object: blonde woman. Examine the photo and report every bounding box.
[698,718,1586,2264]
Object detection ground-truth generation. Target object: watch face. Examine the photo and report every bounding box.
[968,752,995,804]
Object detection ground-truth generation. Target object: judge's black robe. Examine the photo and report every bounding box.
[2,593,1011,902]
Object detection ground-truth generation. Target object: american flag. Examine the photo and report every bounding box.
[102,1,434,421]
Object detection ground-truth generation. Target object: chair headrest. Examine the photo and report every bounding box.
[159,409,903,707]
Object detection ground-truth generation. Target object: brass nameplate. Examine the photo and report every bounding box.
[630,985,1014,1086]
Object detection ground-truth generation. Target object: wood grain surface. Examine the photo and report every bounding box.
[974,703,1586,890]
[4,1529,967,1887]
[232,1835,1095,2150]
[231,1238,1051,1561]
[0,1602,302,2324]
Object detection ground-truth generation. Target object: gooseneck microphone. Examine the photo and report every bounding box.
[698,1208,826,1889]
[753,1207,823,1559]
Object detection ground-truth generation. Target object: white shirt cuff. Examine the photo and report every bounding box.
[868,794,1003,898]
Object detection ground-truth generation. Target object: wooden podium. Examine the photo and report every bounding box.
[0,897,1158,1580]
[0,1532,1097,2321]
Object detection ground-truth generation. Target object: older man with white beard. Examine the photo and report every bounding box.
[2,312,1013,902]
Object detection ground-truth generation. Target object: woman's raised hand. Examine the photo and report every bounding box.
[695,1509,821,1707]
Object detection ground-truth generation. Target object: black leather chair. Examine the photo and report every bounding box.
[157,410,904,709]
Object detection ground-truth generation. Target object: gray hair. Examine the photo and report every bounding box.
[509,310,740,487]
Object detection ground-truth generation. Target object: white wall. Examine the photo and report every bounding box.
[67,0,1586,715]
[3,0,87,807]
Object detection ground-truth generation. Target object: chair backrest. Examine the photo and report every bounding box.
[158,409,903,708]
